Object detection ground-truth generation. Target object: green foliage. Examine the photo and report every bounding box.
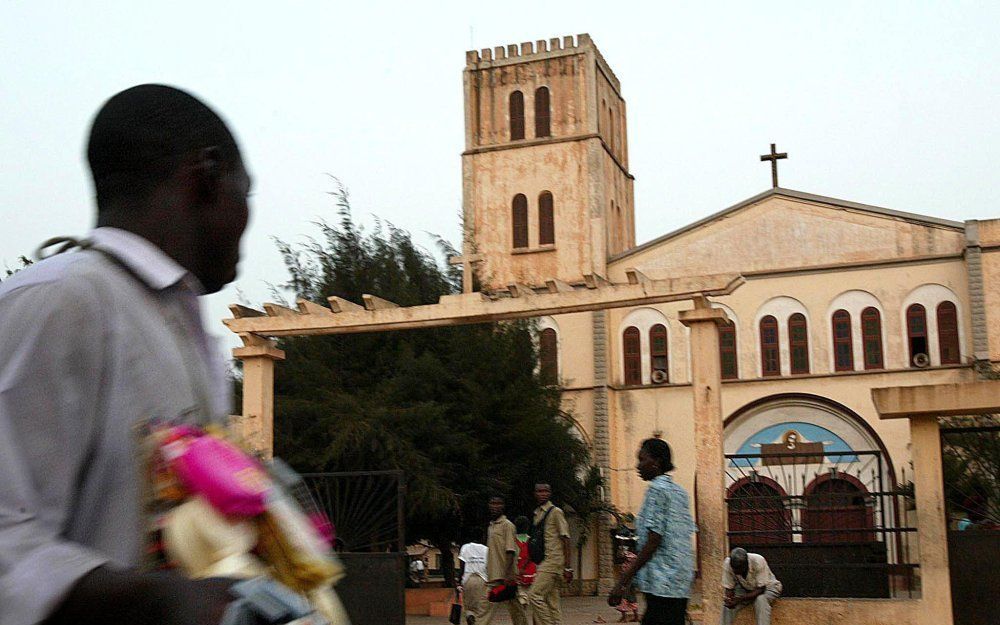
[269,183,597,552]
[1,256,33,281]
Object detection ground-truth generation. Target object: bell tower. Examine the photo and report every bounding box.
[461,34,635,290]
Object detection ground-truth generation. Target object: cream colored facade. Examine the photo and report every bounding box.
[462,34,1000,594]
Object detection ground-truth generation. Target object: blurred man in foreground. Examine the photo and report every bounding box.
[0,84,251,625]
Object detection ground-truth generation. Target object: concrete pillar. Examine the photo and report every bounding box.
[232,334,285,459]
[909,416,953,625]
[679,299,728,625]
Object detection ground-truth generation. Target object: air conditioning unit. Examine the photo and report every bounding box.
[651,369,669,384]
[912,353,930,368]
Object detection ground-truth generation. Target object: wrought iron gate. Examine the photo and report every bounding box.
[724,449,917,598]
[940,421,1000,625]
[303,470,406,625]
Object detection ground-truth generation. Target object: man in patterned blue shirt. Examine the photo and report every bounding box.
[609,438,696,624]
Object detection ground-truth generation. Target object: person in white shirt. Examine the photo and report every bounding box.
[721,548,782,625]
[458,542,488,625]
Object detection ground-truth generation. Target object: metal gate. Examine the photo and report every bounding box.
[303,470,406,625]
[724,449,918,598]
[940,422,1000,625]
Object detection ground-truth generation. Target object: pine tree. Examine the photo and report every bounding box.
[268,183,599,585]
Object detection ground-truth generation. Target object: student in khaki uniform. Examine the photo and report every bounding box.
[528,483,573,625]
[476,496,528,625]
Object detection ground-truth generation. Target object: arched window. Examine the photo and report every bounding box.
[789,313,810,374]
[906,304,928,367]
[649,324,668,382]
[937,301,960,364]
[861,307,884,370]
[538,191,555,246]
[802,475,874,543]
[623,326,641,386]
[832,310,853,372]
[727,478,792,544]
[511,194,528,249]
[607,106,614,148]
[539,328,558,385]
[509,91,525,141]
[719,320,737,380]
[534,86,550,138]
[760,316,780,377]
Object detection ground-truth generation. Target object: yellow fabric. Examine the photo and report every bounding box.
[532,502,570,573]
[486,515,519,582]
[162,496,265,579]
[527,569,563,625]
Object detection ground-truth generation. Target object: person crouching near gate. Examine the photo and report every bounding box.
[527,483,573,625]
[608,438,696,625]
[721,548,781,625]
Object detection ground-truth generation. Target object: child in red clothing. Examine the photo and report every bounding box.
[514,515,536,608]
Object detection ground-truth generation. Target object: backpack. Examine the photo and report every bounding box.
[528,506,554,564]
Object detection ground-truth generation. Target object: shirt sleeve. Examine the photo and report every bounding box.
[504,523,518,554]
[554,508,570,538]
[721,558,735,589]
[0,280,110,625]
[641,485,671,537]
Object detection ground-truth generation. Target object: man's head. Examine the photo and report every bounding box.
[488,495,505,520]
[730,548,749,577]
[637,437,674,481]
[533,483,552,506]
[87,84,250,293]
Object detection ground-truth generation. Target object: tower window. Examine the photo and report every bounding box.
[906,304,928,367]
[538,191,554,246]
[623,326,641,385]
[539,327,558,385]
[832,310,853,372]
[649,324,668,382]
[719,320,737,380]
[937,301,960,364]
[789,313,810,374]
[509,91,525,141]
[512,194,528,249]
[760,315,780,377]
[534,86,551,138]
[861,307,884,370]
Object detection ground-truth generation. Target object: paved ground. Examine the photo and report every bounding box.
[407,594,701,624]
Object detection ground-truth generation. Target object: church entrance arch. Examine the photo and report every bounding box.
[723,394,899,597]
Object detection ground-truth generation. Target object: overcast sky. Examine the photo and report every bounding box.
[2,1,998,362]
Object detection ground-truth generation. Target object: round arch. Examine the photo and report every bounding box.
[724,393,898,491]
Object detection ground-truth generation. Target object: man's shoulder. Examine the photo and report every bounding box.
[0,250,124,303]
[748,553,768,566]
[0,252,121,322]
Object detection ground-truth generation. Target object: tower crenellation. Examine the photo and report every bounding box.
[462,33,635,290]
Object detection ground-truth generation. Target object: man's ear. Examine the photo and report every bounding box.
[192,146,224,201]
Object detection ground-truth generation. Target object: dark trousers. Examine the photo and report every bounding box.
[641,594,688,625]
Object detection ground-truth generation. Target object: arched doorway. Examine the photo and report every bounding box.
[802,473,875,543]
[727,476,792,544]
[723,394,899,598]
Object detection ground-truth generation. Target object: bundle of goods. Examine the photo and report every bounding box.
[144,425,349,624]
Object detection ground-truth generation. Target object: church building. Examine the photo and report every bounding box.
[462,34,1000,592]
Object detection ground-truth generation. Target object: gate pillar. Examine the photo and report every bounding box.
[680,298,728,625]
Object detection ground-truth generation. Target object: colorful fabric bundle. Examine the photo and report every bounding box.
[145,425,349,624]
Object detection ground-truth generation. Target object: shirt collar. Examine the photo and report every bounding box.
[490,514,508,525]
[89,227,200,293]
[536,501,554,513]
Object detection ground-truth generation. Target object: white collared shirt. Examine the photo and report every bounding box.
[0,227,231,625]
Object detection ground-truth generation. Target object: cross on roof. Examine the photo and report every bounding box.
[759,143,788,188]
[448,253,484,294]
